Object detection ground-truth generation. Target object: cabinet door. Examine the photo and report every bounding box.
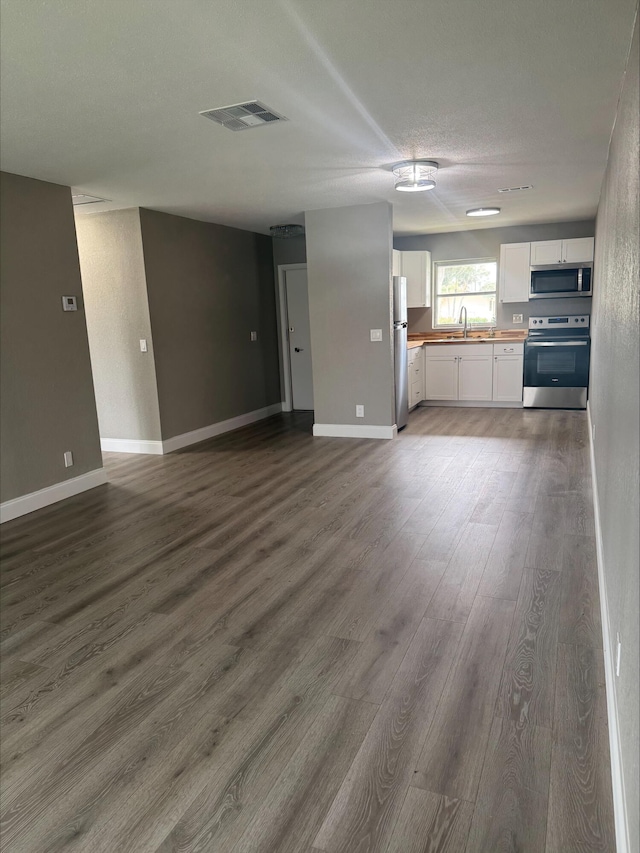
[458,355,493,401]
[392,249,401,277]
[424,356,458,400]
[530,240,563,265]
[499,242,530,303]
[493,355,523,402]
[562,237,594,264]
[401,251,431,308]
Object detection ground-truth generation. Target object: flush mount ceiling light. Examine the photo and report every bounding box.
[72,193,109,206]
[269,224,305,238]
[466,207,501,217]
[392,160,438,192]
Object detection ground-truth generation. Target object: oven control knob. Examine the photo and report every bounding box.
[532,319,537,324]
[575,318,579,322]
[581,318,585,322]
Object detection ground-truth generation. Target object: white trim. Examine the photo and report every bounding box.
[276,263,308,413]
[587,402,629,853]
[420,400,523,408]
[162,404,283,453]
[312,423,397,440]
[0,468,108,524]
[100,438,164,455]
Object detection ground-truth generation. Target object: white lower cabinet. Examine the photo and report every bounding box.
[492,343,524,401]
[407,346,425,409]
[424,354,458,400]
[458,354,493,401]
[423,342,524,404]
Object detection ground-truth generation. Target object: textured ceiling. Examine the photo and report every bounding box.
[0,0,636,235]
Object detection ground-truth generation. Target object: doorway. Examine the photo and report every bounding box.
[277,264,314,411]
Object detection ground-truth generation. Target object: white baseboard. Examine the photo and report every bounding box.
[587,402,629,853]
[420,400,523,408]
[100,438,164,455]
[0,468,108,524]
[99,405,284,456]
[312,423,397,440]
[162,403,283,453]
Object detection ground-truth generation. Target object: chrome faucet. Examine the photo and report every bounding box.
[459,306,468,338]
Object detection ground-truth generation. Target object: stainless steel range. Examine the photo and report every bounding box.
[523,314,591,409]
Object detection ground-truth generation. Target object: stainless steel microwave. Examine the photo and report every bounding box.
[530,264,593,299]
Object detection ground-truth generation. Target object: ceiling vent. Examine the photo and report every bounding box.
[72,193,109,206]
[199,100,287,131]
[270,224,305,239]
[497,185,533,193]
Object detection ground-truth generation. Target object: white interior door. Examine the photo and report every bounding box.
[285,268,314,410]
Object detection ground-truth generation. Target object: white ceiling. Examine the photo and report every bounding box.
[0,0,636,235]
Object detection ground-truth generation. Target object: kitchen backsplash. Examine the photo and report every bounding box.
[407,298,592,335]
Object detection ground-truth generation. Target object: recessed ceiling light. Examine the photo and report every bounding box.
[392,160,438,192]
[466,207,501,217]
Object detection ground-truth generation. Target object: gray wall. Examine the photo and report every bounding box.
[0,172,103,503]
[396,220,595,333]
[139,208,280,440]
[590,13,639,852]
[305,202,395,427]
[75,209,162,442]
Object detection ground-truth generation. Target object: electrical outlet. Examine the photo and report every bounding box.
[140,339,148,352]
[370,329,382,342]
[250,331,258,342]
[355,404,364,418]
[63,451,74,468]
[512,313,523,324]
[616,633,622,676]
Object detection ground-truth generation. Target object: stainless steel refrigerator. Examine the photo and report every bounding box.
[393,275,409,431]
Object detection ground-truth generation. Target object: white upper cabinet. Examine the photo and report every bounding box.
[530,239,563,265]
[499,242,531,303]
[400,251,431,308]
[530,237,594,265]
[392,249,401,277]
[562,237,595,263]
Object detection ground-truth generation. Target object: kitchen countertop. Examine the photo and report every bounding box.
[407,330,527,349]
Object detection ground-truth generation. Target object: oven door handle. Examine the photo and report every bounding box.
[526,341,589,347]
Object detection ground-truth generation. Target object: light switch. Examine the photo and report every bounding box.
[63,451,73,468]
[140,339,148,352]
[370,329,383,341]
[62,296,78,312]
[250,331,258,342]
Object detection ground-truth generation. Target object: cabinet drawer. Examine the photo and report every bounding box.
[493,342,523,356]
[425,343,492,357]
[410,380,423,407]
[407,346,422,365]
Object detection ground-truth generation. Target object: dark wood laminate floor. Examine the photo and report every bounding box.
[0,408,615,853]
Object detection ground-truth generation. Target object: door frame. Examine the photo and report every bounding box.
[277,263,308,413]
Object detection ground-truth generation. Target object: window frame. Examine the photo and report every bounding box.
[432,257,498,330]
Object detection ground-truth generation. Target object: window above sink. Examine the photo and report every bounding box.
[433,259,497,329]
